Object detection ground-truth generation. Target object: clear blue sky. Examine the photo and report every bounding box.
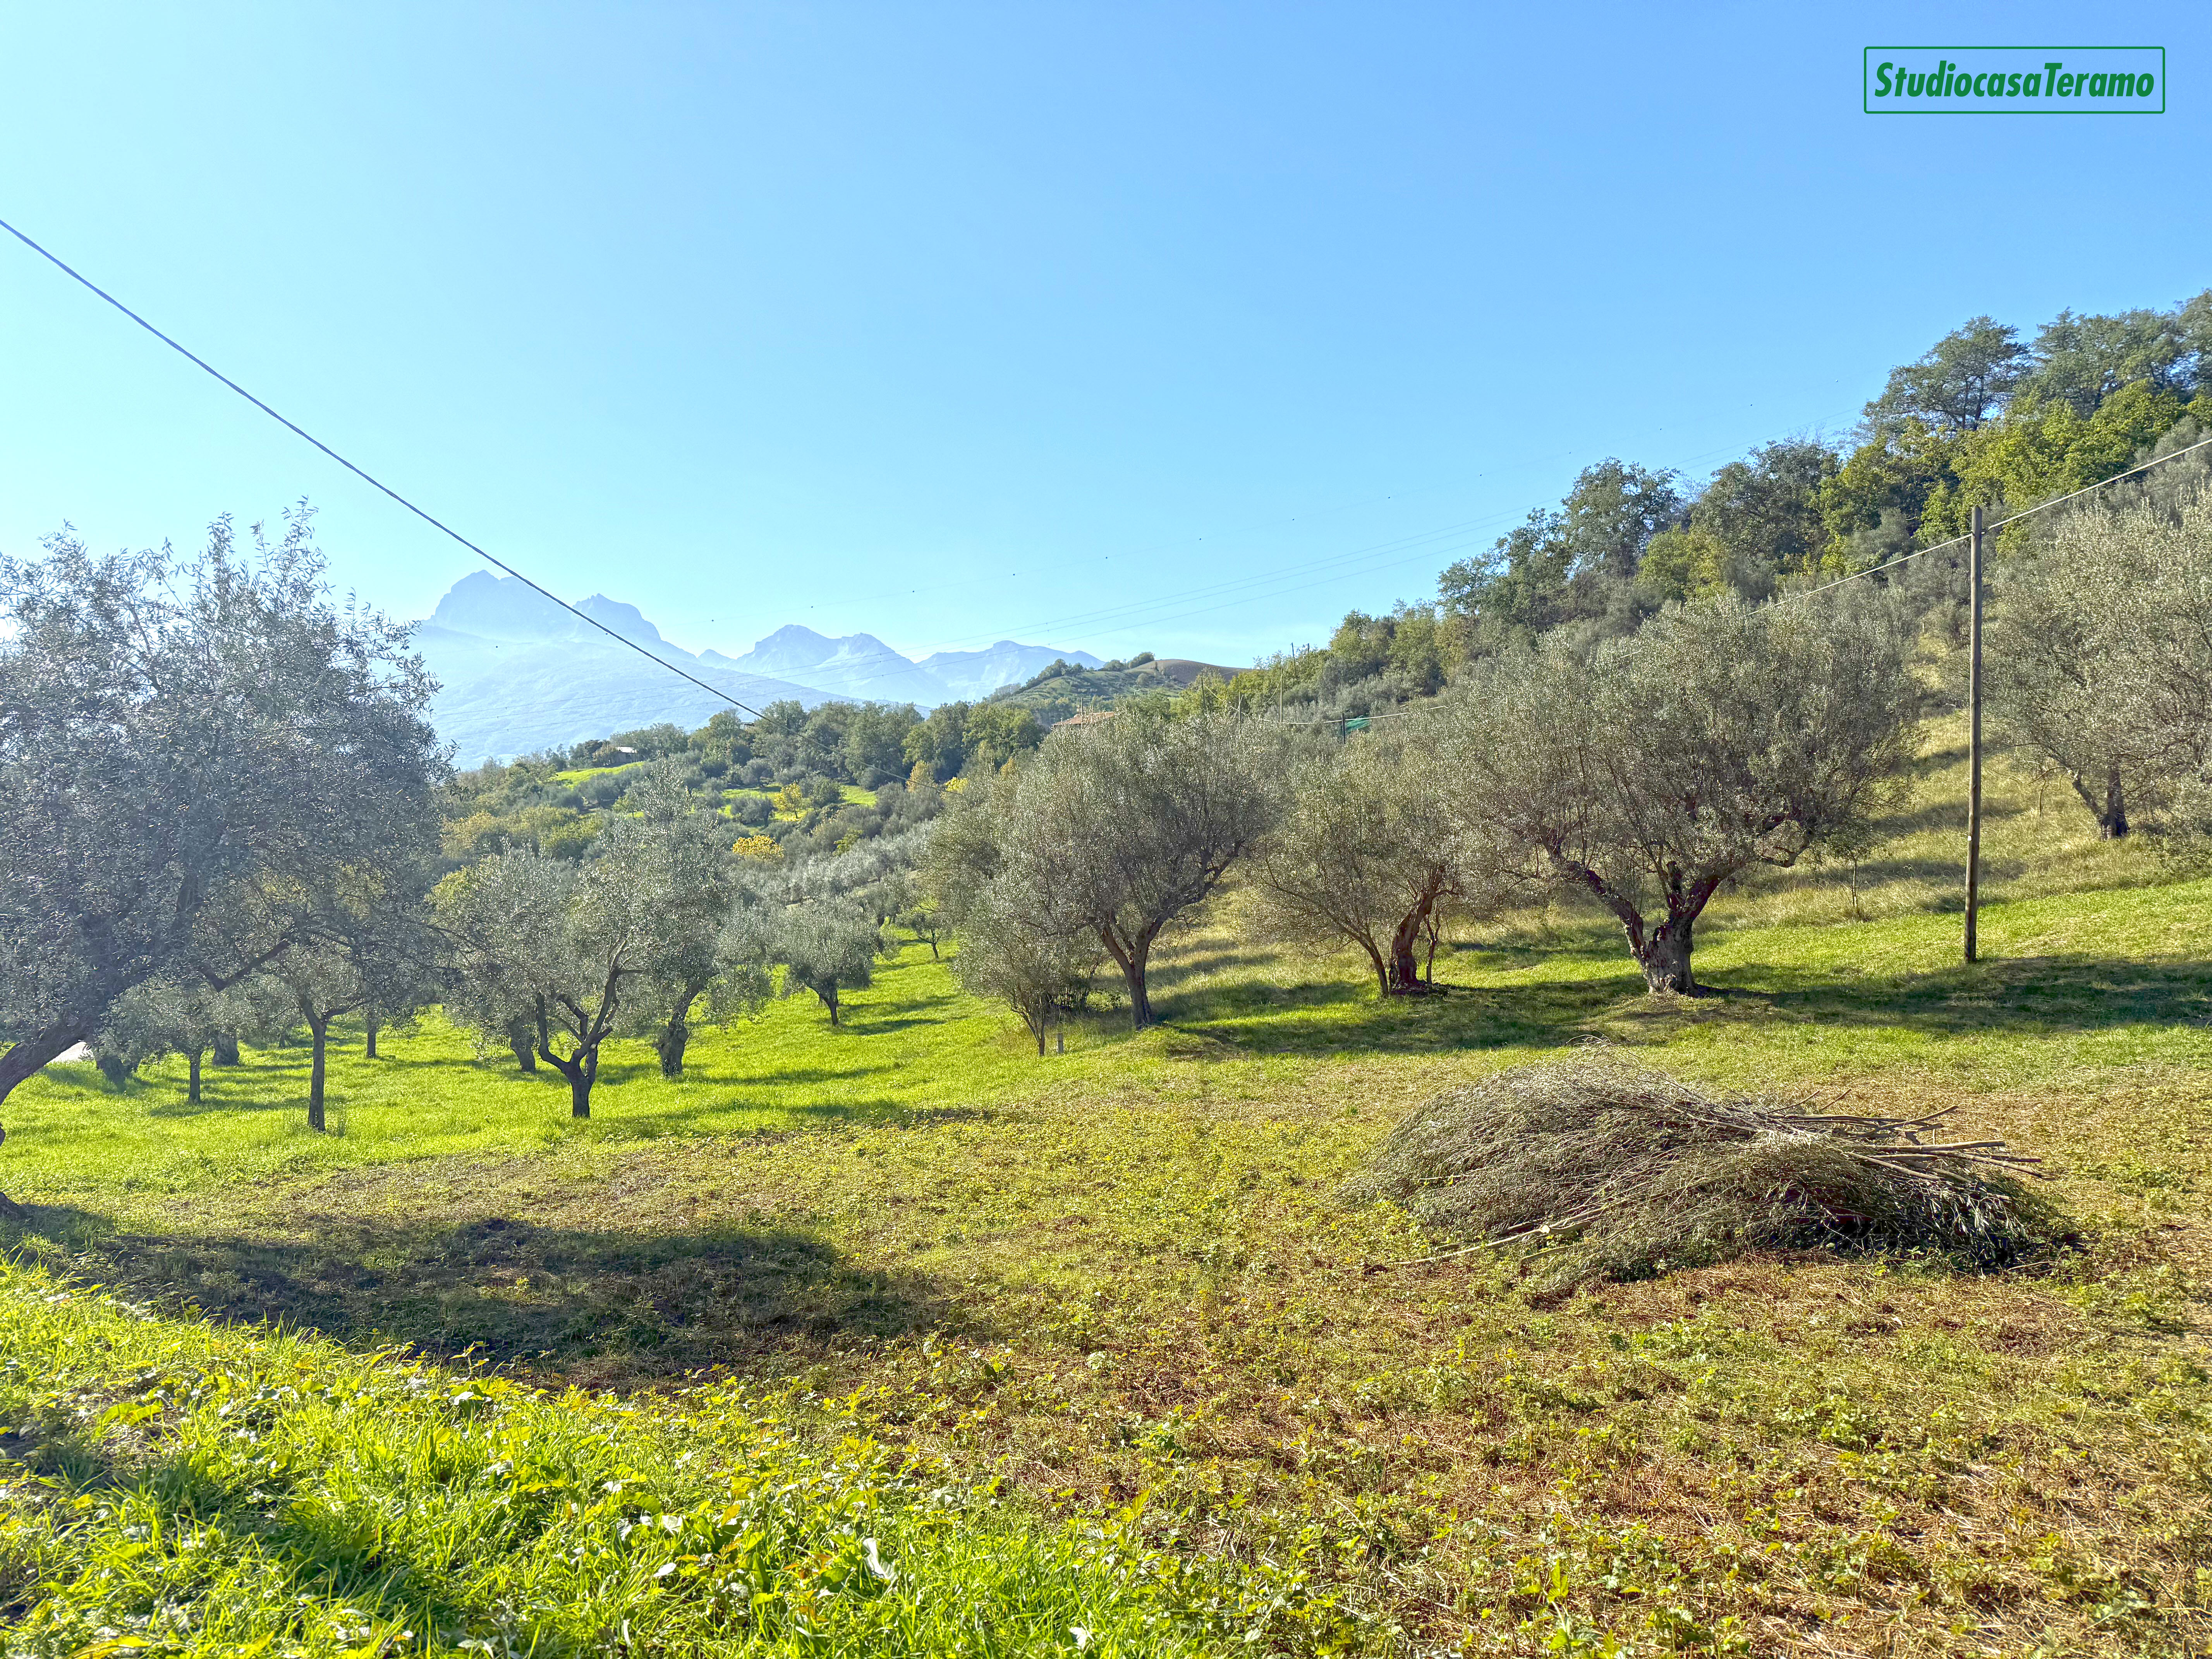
[2,3,2204,666]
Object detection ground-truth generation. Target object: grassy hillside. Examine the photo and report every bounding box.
[6,728,2212,1654]
[985,658,1245,724]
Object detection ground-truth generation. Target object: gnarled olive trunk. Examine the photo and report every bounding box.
[187,1046,205,1104]
[535,1001,598,1118]
[655,1009,691,1078]
[364,1017,380,1060]
[814,984,841,1027]
[1384,874,1447,996]
[654,978,711,1079]
[1097,923,1160,1029]
[2099,767,2128,839]
[304,1009,331,1132]
[1552,850,1719,999]
[537,1040,599,1117]
[2072,765,2130,838]
[1633,921,1696,996]
[213,1032,240,1066]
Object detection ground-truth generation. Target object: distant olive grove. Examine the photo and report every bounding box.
[7,293,2212,1208]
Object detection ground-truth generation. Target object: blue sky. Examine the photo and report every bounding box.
[2,2,2205,666]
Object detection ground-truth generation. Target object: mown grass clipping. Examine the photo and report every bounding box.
[1349,1058,2068,1288]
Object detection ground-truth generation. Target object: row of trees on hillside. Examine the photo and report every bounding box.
[437,763,902,1116]
[1204,291,2212,728]
[564,696,1046,793]
[0,520,941,1216]
[933,459,2212,1053]
[929,586,1924,1044]
[0,513,448,1209]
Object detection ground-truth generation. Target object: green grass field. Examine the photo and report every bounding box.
[6,730,2212,1655]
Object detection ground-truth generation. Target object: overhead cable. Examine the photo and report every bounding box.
[0,215,763,720]
[1791,431,2212,601]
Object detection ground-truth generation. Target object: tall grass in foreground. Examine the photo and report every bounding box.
[0,1265,1354,1657]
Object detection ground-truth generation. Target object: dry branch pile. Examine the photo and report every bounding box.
[1350,1059,2063,1288]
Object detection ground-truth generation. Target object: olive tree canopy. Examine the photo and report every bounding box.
[0,512,444,1216]
[1989,471,2212,838]
[772,900,881,1026]
[1443,594,1921,994]
[927,777,1102,1053]
[610,764,766,1078]
[931,709,1282,1030]
[258,864,443,1132]
[1250,713,1478,996]
[438,777,754,1115]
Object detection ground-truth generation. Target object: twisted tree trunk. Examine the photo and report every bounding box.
[1634,921,1696,995]
[535,1000,600,1117]
[655,1007,691,1077]
[304,1008,331,1132]
[1384,873,1447,996]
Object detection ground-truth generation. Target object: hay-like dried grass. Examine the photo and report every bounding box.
[1350,1059,2064,1288]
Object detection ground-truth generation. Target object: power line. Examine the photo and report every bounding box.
[0,215,764,721]
[1791,431,2212,601]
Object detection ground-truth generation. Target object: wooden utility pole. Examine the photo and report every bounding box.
[1964,504,1984,963]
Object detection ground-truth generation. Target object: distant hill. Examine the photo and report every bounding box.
[410,573,1106,761]
[920,640,1108,701]
[981,654,1247,724]
[413,575,831,764]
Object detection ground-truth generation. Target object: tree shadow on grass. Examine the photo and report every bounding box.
[1157,948,2212,1060]
[1146,948,1283,992]
[0,1388,530,1646]
[584,1094,919,1141]
[716,1063,893,1088]
[8,1205,953,1386]
[1734,953,2212,1037]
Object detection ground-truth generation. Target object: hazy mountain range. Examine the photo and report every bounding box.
[412,572,1102,762]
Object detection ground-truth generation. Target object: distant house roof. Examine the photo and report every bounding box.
[1051,709,1119,730]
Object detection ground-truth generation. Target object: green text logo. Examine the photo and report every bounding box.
[1863,48,2164,113]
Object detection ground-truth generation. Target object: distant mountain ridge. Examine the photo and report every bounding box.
[411,572,1102,762]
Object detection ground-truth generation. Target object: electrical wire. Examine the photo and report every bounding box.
[19,212,2204,716]
[0,214,764,720]
[1790,431,2212,601]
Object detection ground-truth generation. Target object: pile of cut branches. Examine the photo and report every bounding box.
[1349,1059,2063,1288]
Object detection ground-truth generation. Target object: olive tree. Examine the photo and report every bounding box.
[1989,474,2212,837]
[927,783,1102,1052]
[262,884,441,1132]
[1250,714,1478,995]
[949,885,1102,1054]
[438,850,629,1117]
[943,709,1281,1029]
[773,900,882,1025]
[101,975,256,1105]
[614,765,766,1078]
[1443,594,1920,994]
[438,767,763,1110]
[0,512,443,1218]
